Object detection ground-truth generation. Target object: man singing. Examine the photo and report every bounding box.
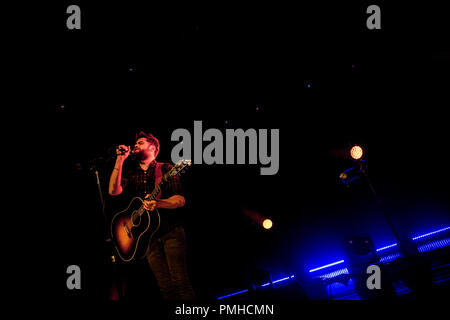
[108,131,196,301]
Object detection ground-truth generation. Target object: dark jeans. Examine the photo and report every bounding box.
[146,225,196,301]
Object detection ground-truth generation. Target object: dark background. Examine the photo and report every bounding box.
[11,2,449,302]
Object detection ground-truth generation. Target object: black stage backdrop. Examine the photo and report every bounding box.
[9,1,449,309]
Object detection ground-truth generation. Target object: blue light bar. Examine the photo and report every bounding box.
[412,226,450,240]
[318,268,349,279]
[217,289,248,300]
[417,238,450,253]
[217,274,296,299]
[376,243,398,252]
[261,275,295,287]
[309,260,345,273]
[380,253,401,263]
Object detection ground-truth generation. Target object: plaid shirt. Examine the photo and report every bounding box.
[121,160,184,200]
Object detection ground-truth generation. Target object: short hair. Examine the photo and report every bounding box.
[136,131,160,157]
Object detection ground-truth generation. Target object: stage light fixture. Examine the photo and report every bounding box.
[262,219,273,230]
[350,145,363,160]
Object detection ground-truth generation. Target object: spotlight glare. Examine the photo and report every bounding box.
[350,145,363,160]
[262,219,273,230]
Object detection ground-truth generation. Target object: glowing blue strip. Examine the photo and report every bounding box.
[417,238,450,252]
[261,275,295,287]
[318,268,349,279]
[217,275,295,299]
[412,226,450,240]
[380,253,401,263]
[309,260,345,273]
[376,243,398,252]
[217,289,248,300]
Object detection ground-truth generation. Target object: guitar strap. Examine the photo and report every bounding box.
[155,162,163,200]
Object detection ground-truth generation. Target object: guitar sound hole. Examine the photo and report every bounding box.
[131,212,141,226]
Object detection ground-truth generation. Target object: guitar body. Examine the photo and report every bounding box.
[110,197,160,262]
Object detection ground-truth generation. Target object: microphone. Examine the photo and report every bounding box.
[116,146,138,158]
[117,146,129,154]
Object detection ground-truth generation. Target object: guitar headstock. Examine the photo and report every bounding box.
[165,159,192,179]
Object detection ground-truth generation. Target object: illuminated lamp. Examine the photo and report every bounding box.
[262,219,273,230]
[350,145,363,160]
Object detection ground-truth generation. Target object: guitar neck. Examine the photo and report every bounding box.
[146,178,166,201]
[143,159,190,202]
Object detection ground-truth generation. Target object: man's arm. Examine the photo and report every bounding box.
[144,195,185,211]
[157,195,186,209]
[108,145,130,196]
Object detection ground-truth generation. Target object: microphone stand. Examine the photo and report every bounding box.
[89,159,123,300]
[358,161,403,250]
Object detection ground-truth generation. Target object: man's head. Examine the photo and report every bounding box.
[133,131,160,160]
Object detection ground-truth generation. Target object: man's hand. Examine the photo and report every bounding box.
[143,196,158,211]
[116,145,131,161]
